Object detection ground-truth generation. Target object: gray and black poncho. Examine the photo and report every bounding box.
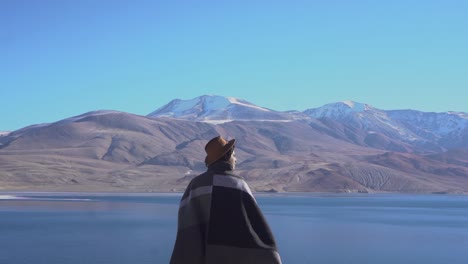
[170,161,282,264]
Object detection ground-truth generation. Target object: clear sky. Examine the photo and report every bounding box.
[1,0,467,131]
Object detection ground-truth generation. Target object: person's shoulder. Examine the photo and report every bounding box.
[187,170,214,190]
[215,171,245,181]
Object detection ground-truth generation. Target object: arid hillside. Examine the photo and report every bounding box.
[1,107,467,194]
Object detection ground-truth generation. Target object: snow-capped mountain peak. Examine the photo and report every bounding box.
[182,95,270,113]
[147,95,466,147]
[303,101,374,119]
[342,100,367,111]
[148,95,292,122]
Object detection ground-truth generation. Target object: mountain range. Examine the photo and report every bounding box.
[1,95,467,193]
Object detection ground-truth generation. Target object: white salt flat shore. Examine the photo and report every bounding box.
[0,194,93,201]
[0,191,183,197]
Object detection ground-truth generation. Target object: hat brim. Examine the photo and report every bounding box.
[205,139,236,166]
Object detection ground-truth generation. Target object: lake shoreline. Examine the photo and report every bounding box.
[1,190,467,197]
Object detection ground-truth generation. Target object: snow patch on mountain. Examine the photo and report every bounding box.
[148,95,289,122]
[342,101,367,111]
[202,119,233,125]
[149,95,271,118]
[168,98,202,114]
[449,111,468,120]
[387,110,468,136]
[304,101,372,119]
[226,97,270,112]
[304,101,422,142]
[148,95,232,119]
[202,119,294,125]
[0,131,10,136]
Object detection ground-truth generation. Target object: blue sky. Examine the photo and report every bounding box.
[1,0,467,131]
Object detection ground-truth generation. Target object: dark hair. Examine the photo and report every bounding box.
[219,148,234,162]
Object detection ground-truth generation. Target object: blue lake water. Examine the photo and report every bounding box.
[1,193,467,264]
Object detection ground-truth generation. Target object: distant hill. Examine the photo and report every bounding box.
[0,95,467,194]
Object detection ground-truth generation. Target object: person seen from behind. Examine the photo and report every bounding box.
[170,136,282,264]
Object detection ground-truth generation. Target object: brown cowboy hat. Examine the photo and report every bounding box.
[204,136,236,166]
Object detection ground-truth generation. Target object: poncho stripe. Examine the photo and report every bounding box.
[180,185,213,208]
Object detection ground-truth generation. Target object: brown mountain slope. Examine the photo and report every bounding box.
[0,111,467,193]
[425,149,468,167]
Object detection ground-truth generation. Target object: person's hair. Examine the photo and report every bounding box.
[219,148,234,162]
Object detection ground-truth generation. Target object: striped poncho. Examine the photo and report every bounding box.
[170,161,282,264]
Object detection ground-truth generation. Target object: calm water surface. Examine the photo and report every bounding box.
[0,193,467,264]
